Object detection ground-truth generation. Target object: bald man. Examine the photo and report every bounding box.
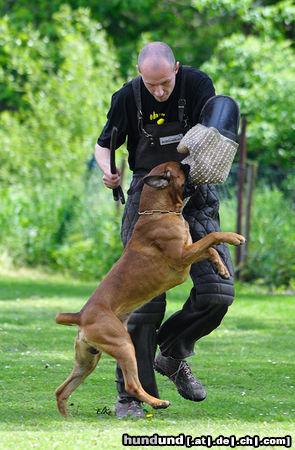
[95,42,235,418]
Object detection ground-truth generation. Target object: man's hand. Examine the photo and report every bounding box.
[95,144,121,189]
[102,168,121,189]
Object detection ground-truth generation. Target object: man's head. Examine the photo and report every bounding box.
[137,42,180,103]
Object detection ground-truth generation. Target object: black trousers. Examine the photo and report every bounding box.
[116,181,234,401]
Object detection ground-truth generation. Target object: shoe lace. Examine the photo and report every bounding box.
[171,360,194,381]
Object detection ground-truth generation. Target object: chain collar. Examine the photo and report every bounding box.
[138,210,182,215]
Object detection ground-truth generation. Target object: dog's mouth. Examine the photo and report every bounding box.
[180,163,196,199]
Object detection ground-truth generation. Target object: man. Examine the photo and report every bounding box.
[95,42,235,418]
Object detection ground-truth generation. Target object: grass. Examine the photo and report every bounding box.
[0,268,294,449]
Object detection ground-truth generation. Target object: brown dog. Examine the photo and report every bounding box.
[55,161,245,416]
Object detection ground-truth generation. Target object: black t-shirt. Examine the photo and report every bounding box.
[97,65,215,171]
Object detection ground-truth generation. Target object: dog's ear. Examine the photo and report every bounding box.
[143,170,171,189]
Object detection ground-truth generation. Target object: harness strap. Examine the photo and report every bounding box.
[178,65,188,124]
[132,75,144,135]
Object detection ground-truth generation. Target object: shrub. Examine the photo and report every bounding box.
[245,186,295,288]
[0,6,122,186]
[219,185,295,288]
[0,172,123,280]
[0,6,125,280]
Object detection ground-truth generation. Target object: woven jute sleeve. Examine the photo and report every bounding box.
[177,123,239,185]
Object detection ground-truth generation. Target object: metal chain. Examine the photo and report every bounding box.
[138,210,182,215]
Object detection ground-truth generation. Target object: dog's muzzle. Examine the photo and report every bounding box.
[180,163,196,199]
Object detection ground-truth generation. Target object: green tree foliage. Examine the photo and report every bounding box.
[1,1,294,74]
[1,0,294,169]
[0,6,124,278]
[0,1,294,285]
[0,6,122,184]
[202,34,295,169]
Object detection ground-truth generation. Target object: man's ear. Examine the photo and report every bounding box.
[143,171,171,189]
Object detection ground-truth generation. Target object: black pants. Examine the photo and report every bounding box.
[116,181,234,401]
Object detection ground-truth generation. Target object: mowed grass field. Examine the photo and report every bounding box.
[0,269,294,449]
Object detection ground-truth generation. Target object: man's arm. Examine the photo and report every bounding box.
[94,143,121,189]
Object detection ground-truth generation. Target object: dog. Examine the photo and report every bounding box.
[55,161,245,416]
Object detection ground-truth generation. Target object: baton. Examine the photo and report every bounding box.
[110,126,125,204]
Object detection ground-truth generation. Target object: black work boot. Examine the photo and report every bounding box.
[115,400,145,419]
[154,351,206,402]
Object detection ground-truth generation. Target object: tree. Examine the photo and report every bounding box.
[0,0,294,170]
[1,1,294,77]
[0,6,122,184]
[202,34,295,168]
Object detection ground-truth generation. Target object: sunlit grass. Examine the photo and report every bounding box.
[0,271,294,449]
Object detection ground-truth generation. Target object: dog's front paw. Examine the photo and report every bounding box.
[225,233,246,246]
[232,234,246,246]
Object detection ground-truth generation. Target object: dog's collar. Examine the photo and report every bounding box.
[138,210,182,215]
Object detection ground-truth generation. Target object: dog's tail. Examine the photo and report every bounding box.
[55,312,80,326]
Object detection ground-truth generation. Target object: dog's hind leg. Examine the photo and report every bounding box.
[88,315,170,410]
[55,332,101,417]
[116,343,170,410]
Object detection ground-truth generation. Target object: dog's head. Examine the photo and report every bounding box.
[142,161,195,202]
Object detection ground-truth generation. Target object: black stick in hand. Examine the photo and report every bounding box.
[110,126,125,204]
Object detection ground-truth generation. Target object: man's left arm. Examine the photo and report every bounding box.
[192,76,215,125]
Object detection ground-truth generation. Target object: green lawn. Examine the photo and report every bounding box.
[0,269,294,449]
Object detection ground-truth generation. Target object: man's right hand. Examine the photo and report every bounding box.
[94,144,121,189]
[102,168,121,189]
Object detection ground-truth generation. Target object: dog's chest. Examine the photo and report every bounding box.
[184,219,192,245]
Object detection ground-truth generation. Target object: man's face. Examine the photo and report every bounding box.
[137,59,179,103]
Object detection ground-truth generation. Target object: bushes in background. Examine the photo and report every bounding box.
[0,7,124,280]
[220,185,295,289]
[1,171,294,287]
[244,186,295,289]
[0,5,294,288]
[0,172,123,280]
